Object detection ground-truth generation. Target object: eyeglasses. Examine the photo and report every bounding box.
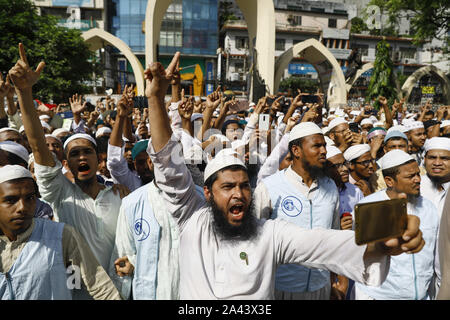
[333,128,351,135]
[354,159,375,167]
[328,162,348,169]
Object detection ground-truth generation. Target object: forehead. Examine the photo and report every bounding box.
[386,137,407,145]
[45,136,61,145]
[356,151,372,161]
[410,128,425,135]
[66,139,96,153]
[302,134,325,146]
[426,149,450,157]
[398,161,420,175]
[334,123,349,131]
[0,178,35,196]
[226,123,240,130]
[215,168,249,183]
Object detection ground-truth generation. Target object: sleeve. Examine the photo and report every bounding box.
[106,143,142,192]
[241,112,258,144]
[7,111,23,130]
[108,205,135,300]
[71,119,88,133]
[253,182,273,220]
[257,133,289,185]
[34,158,75,207]
[62,224,122,300]
[147,133,206,230]
[168,102,182,130]
[273,219,390,287]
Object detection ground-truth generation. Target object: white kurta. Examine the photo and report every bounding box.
[148,135,390,300]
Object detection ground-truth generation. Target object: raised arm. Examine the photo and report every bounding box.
[8,43,53,167]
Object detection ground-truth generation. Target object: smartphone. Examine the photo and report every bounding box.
[354,198,407,246]
[349,122,360,133]
[259,114,270,131]
[266,97,275,106]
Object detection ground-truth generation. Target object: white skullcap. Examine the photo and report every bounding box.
[343,144,371,162]
[373,121,384,128]
[40,120,51,130]
[369,116,378,123]
[335,109,345,117]
[191,113,203,122]
[276,111,284,118]
[0,127,20,134]
[327,118,348,131]
[249,102,255,107]
[63,133,97,149]
[52,128,70,137]
[45,134,61,144]
[379,150,414,170]
[361,118,373,126]
[289,122,323,142]
[95,126,112,138]
[350,110,360,116]
[322,126,329,134]
[387,125,407,134]
[424,137,450,153]
[405,121,424,132]
[19,125,25,133]
[215,148,238,158]
[405,113,416,119]
[0,141,29,163]
[0,165,33,184]
[204,154,246,183]
[329,107,336,112]
[326,145,342,159]
[324,136,335,146]
[39,115,50,120]
[441,120,450,129]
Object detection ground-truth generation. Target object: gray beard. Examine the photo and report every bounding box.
[208,194,260,243]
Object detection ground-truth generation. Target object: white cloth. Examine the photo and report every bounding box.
[148,136,391,299]
[379,150,414,170]
[343,144,371,162]
[0,165,32,184]
[0,141,29,163]
[107,143,142,192]
[289,122,322,142]
[256,133,290,185]
[424,137,450,153]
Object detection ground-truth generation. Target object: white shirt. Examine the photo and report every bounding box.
[420,173,450,221]
[107,143,142,192]
[34,159,122,273]
[148,135,390,299]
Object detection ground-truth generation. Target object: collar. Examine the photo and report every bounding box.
[0,219,35,244]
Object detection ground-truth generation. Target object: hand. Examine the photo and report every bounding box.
[8,43,45,91]
[205,86,222,110]
[369,134,384,152]
[111,184,131,199]
[340,215,353,230]
[285,115,300,132]
[330,274,349,300]
[117,84,134,118]
[254,96,268,115]
[301,106,318,122]
[69,93,87,115]
[114,256,135,277]
[144,52,180,100]
[170,60,181,86]
[378,96,388,106]
[178,90,195,120]
[0,74,15,98]
[355,179,371,197]
[89,111,100,122]
[138,122,148,138]
[292,90,304,108]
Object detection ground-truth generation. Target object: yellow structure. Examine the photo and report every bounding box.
[180,64,204,96]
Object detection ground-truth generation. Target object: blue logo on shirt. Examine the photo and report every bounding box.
[134,218,150,241]
[281,196,303,217]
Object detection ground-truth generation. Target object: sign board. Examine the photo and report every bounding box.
[322,28,350,40]
[52,0,94,7]
[421,86,435,94]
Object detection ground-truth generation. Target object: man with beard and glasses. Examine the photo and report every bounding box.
[353,150,439,300]
[9,43,123,299]
[344,144,376,196]
[254,122,342,300]
[144,52,425,299]
[419,137,450,297]
[107,85,155,193]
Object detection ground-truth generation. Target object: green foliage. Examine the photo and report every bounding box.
[366,40,398,109]
[350,17,368,34]
[0,0,99,103]
[279,76,319,94]
[219,1,239,29]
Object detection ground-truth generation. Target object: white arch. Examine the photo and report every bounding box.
[345,62,374,92]
[83,28,145,95]
[144,0,276,94]
[401,65,450,104]
[274,38,347,107]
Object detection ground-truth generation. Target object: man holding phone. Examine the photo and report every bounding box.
[353,150,439,300]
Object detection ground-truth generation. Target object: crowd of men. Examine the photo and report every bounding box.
[0,43,449,300]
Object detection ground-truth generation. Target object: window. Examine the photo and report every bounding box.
[351,44,369,57]
[400,47,416,60]
[328,18,337,28]
[291,15,301,25]
[235,37,249,49]
[276,38,285,51]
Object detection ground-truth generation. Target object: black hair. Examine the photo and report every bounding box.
[382,159,416,181]
[204,164,247,191]
[221,120,241,135]
[288,137,305,157]
[96,135,109,154]
[5,151,28,168]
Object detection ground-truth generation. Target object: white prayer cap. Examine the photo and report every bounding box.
[95,126,112,138]
[387,125,407,134]
[405,121,424,132]
[324,136,335,146]
[335,109,345,117]
[63,133,97,150]
[326,145,342,159]
[0,141,29,163]
[361,118,373,126]
[249,102,255,107]
[204,154,246,183]
[19,125,25,133]
[40,120,51,131]
[289,122,323,142]
[322,108,327,114]
[441,120,450,129]
[191,113,203,122]
[424,137,450,153]
[45,134,62,144]
[39,115,50,120]
[52,128,70,137]
[369,116,378,123]
[322,126,329,134]
[343,144,371,162]
[0,165,33,184]
[374,121,384,128]
[215,148,238,158]
[350,110,360,116]
[276,111,284,118]
[327,117,348,132]
[379,150,414,170]
[0,127,20,134]
[329,107,336,112]
[405,113,416,119]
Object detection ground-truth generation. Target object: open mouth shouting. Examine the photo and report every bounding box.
[77,162,92,177]
[228,203,246,224]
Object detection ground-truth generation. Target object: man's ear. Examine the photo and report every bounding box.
[146,156,154,171]
[203,185,211,201]
[291,144,302,159]
[384,175,395,189]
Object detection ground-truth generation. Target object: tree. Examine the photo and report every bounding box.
[278,76,319,94]
[219,1,239,29]
[367,0,449,45]
[366,40,398,109]
[0,0,99,103]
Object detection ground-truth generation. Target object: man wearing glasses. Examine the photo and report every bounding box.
[343,144,376,196]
